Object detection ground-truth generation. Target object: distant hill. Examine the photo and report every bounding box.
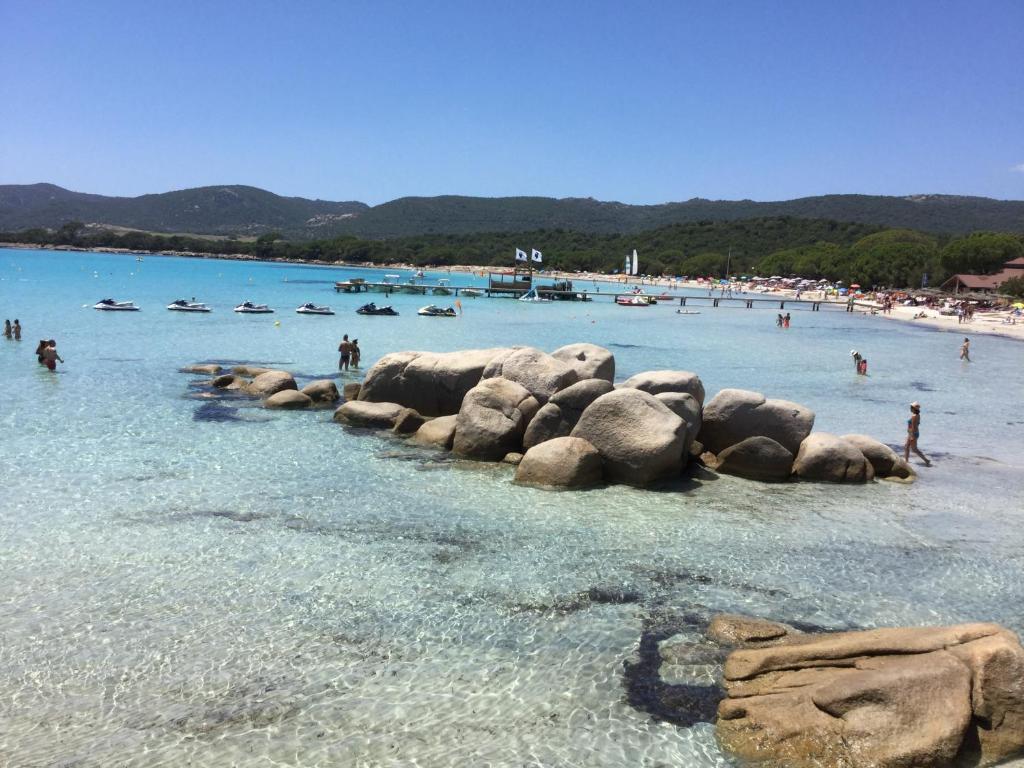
[0,183,368,237]
[1,183,1022,238]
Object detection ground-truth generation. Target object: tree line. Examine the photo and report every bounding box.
[3,217,1022,292]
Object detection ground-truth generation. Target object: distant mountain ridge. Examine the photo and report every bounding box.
[2,183,1022,238]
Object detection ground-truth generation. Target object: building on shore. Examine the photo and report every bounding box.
[940,257,1024,294]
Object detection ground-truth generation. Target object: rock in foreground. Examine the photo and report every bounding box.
[717,622,1024,768]
[453,378,539,460]
[515,436,603,489]
[793,432,874,483]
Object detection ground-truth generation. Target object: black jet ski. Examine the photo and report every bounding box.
[356,303,398,316]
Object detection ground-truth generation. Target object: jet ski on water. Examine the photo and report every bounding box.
[167,299,212,312]
[417,304,457,317]
[234,301,274,314]
[356,302,398,316]
[296,303,335,315]
[94,298,140,311]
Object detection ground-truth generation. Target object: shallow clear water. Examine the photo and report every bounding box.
[1,247,1022,766]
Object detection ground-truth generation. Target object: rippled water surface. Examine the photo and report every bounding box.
[2,248,1023,766]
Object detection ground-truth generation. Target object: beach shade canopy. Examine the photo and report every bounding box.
[850,283,861,288]
[1013,302,1024,309]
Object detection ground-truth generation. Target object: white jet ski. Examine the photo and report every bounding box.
[417,304,457,317]
[234,301,274,314]
[94,298,140,311]
[295,303,335,315]
[167,299,212,312]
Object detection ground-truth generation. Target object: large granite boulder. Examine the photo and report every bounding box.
[358,348,512,416]
[265,390,313,409]
[301,379,340,405]
[453,378,539,460]
[621,370,706,406]
[333,401,404,428]
[699,388,814,455]
[409,414,457,450]
[551,343,615,383]
[392,408,427,434]
[843,433,916,480]
[714,436,794,481]
[481,347,579,404]
[246,370,297,397]
[515,437,603,489]
[654,391,702,443]
[522,379,614,449]
[571,388,688,485]
[342,382,362,402]
[793,433,874,483]
[717,623,1024,768]
[212,374,247,390]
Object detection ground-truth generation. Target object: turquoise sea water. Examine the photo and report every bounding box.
[1,247,1023,767]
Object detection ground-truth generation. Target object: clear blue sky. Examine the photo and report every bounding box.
[2,0,1022,204]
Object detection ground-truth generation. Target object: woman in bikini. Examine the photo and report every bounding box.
[903,402,931,466]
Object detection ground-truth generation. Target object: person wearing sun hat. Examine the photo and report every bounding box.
[850,349,862,372]
[903,402,931,467]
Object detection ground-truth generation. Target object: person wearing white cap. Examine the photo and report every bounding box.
[903,402,931,467]
[850,350,862,372]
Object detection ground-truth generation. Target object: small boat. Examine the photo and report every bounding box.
[460,288,483,298]
[234,301,274,314]
[414,269,425,278]
[432,279,452,296]
[356,302,398,316]
[675,309,701,315]
[167,299,211,312]
[296,303,335,315]
[417,304,457,317]
[616,295,653,307]
[94,298,140,311]
[519,287,551,302]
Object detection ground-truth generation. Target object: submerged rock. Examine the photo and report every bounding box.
[265,390,313,409]
[410,414,457,450]
[717,623,1024,768]
[392,408,427,434]
[232,365,274,377]
[181,363,222,375]
[342,382,362,402]
[246,370,297,398]
[301,379,340,405]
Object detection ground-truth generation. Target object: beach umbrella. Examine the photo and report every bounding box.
[850,283,861,289]
[1013,302,1024,309]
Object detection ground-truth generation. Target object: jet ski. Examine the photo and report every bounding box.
[234,301,274,314]
[356,302,398,316]
[417,304,457,317]
[94,298,140,311]
[296,303,335,315]
[167,299,212,312]
[460,289,483,298]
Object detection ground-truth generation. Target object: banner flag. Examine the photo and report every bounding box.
[515,248,528,261]
[531,249,543,263]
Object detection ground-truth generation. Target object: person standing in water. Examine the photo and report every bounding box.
[350,339,361,369]
[903,402,931,466]
[338,334,353,371]
[851,350,862,371]
[42,339,64,371]
[960,337,971,361]
[12,319,21,340]
[2,320,10,339]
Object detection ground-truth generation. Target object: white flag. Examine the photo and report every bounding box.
[531,248,543,263]
[515,248,528,262]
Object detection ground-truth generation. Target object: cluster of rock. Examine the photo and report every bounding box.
[700,614,1024,767]
[332,344,914,489]
[181,363,339,409]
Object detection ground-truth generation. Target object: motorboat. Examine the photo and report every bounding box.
[518,287,551,302]
[167,299,211,312]
[432,279,452,296]
[356,302,398,316]
[94,298,140,311]
[417,304,457,317]
[296,303,335,315]
[234,301,274,314]
[460,288,483,298]
[616,295,653,307]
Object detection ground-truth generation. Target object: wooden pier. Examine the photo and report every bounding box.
[333,280,849,311]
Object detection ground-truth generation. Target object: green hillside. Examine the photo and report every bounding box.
[1,184,1022,237]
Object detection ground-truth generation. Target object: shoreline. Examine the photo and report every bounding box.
[4,241,1022,342]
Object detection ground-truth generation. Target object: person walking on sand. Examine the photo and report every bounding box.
[12,319,21,340]
[41,339,63,371]
[903,402,931,466]
[960,337,971,362]
[338,334,353,371]
[351,339,361,369]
